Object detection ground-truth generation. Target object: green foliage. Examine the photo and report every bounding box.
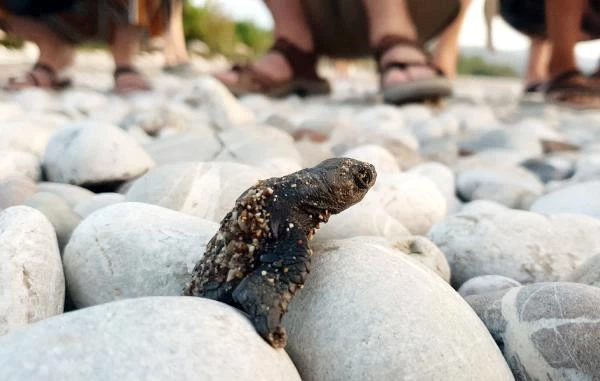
[183,0,236,56]
[183,1,271,57]
[457,55,517,77]
[0,35,24,49]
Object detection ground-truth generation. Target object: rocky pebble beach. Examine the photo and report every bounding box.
[1,52,600,380]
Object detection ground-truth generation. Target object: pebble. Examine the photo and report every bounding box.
[143,130,222,165]
[429,200,600,287]
[43,122,155,186]
[24,192,81,251]
[375,172,447,234]
[530,181,600,218]
[566,253,600,287]
[0,174,37,211]
[458,275,522,297]
[73,193,125,218]
[125,162,266,222]
[63,203,218,307]
[283,238,513,381]
[343,144,401,174]
[467,283,600,381]
[36,182,95,208]
[0,149,40,181]
[457,165,544,209]
[315,192,410,242]
[0,297,301,381]
[0,206,64,336]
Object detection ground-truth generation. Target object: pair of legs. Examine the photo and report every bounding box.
[163,0,190,68]
[2,14,149,93]
[217,0,458,91]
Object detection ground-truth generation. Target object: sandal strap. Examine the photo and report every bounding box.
[544,70,586,92]
[114,66,139,78]
[269,38,320,80]
[32,62,57,78]
[372,34,445,76]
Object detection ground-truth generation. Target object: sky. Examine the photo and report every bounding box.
[195,0,600,59]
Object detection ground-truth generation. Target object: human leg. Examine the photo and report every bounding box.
[163,0,190,67]
[2,14,74,89]
[110,24,151,93]
[432,0,473,78]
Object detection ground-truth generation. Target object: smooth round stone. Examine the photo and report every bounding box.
[0,175,37,211]
[397,104,433,124]
[343,144,401,174]
[457,166,544,209]
[121,102,192,135]
[64,203,218,307]
[443,104,497,133]
[295,140,334,167]
[570,153,600,183]
[24,192,81,251]
[410,113,459,142]
[0,119,59,156]
[419,136,459,166]
[36,182,95,208]
[125,162,266,222]
[456,149,526,171]
[459,127,542,160]
[73,193,125,218]
[258,157,302,178]
[355,108,419,151]
[315,192,410,242]
[180,76,256,130]
[520,156,575,183]
[375,173,446,235]
[566,254,600,287]
[0,102,24,122]
[283,238,513,381]
[429,200,600,287]
[0,297,301,381]
[60,89,109,117]
[458,275,522,297]
[466,283,600,381]
[370,235,451,282]
[43,122,155,186]
[214,125,302,166]
[0,206,64,336]
[0,150,40,181]
[408,162,456,208]
[143,130,222,165]
[530,181,600,218]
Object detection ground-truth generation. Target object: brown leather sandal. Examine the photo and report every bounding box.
[5,62,72,91]
[374,35,452,105]
[114,66,152,94]
[544,70,600,110]
[219,38,331,98]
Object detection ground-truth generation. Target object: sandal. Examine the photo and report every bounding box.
[544,70,600,110]
[114,66,151,94]
[5,62,72,91]
[374,35,452,105]
[218,38,331,98]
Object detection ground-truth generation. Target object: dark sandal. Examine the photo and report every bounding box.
[113,66,151,94]
[220,38,331,98]
[6,63,72,91]
[374,35,452,105]
[544,70,600,110]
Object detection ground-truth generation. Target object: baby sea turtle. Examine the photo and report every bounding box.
[182,158,377,348]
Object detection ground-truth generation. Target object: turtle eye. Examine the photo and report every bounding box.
[353,169,372,190]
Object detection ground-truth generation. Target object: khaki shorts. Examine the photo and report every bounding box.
[303,0,461,58]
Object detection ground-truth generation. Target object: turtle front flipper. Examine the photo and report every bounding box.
[232,233,311,348]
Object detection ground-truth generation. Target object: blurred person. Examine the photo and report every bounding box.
[163,0,191,74]
[215,0,462,105]
[0,0,171,93]
[501,0,600,108]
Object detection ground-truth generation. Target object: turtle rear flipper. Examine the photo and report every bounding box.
[232,233,311,348]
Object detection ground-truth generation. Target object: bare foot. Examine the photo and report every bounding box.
[380,45,438,90]
[214,51,293,87]
[114,68,151,94]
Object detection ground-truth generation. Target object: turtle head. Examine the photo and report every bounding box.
[291,157,377,215]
